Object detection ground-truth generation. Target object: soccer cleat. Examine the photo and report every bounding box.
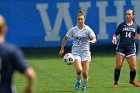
[129,80,140,87]
[74,81,80,90]
[114,83,118,88]
[82,86,87,92]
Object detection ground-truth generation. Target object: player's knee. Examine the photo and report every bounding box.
[77,70,82,75]
[116,65,122,70]
[130,67,136,71]
[83,72,88,78]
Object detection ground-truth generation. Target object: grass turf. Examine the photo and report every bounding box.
[14,56,140,93]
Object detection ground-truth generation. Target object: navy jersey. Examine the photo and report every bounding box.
[0,43,28,93]
[115,22,140,48]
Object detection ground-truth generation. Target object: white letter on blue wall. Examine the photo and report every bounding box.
[36,3,73,41]
[132,0,140,59]
[132,0,140,26]
[79,2,91,16]
[96,1,125,39]
[36,2,91,41]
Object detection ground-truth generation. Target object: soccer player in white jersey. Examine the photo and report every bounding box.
[59,10,96,92]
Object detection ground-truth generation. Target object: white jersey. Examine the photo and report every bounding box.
[66,25,96,51]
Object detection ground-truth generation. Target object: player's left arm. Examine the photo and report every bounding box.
[88,35,96,44]
[135,26,140,40]
[135,34,140,40]
[88,27,96,44]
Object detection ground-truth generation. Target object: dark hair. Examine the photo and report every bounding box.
[126,9,135,22]
[77,10,85,17]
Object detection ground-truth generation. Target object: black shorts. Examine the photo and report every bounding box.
[116,46,136,57]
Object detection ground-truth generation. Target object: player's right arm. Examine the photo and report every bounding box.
[59,36,68,56]
[24,67,35,93]
[112,34,117,45]
[112,23,122,45]
[12,48,35,93]
[59,27,74,56]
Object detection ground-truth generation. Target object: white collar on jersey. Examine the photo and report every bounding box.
[77,25,86,30]
[126,22,133,26]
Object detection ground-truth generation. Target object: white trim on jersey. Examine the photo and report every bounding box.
[116,42,119,50]
[134,43,136,52]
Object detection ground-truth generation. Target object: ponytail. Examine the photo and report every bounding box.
[77,9,85,17]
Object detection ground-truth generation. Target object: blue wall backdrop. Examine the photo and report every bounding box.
[0,0,140,47]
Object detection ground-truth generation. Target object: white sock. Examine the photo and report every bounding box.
[82,79,88,87]
[77,75,81,82]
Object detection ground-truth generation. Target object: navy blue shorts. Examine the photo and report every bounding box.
[116,47,136,57]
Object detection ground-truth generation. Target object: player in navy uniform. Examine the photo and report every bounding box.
[112,9,140,88]
[0,15,35,93]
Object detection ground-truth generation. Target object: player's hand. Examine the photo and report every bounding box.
[112,37,117,44]
[135,34,140,40]
[59,49,64,56]
[88,40,96,44]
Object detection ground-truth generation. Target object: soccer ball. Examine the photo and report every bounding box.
[63,53,75,65]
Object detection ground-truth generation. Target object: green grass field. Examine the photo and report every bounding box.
[14,55,140,93]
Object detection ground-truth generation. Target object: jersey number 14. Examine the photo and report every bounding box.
[125,32,131,38]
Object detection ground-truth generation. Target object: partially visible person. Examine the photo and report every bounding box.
[112,9,140,88]
[0,15,35,93]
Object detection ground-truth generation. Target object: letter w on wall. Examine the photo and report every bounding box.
[36,2,91,41]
